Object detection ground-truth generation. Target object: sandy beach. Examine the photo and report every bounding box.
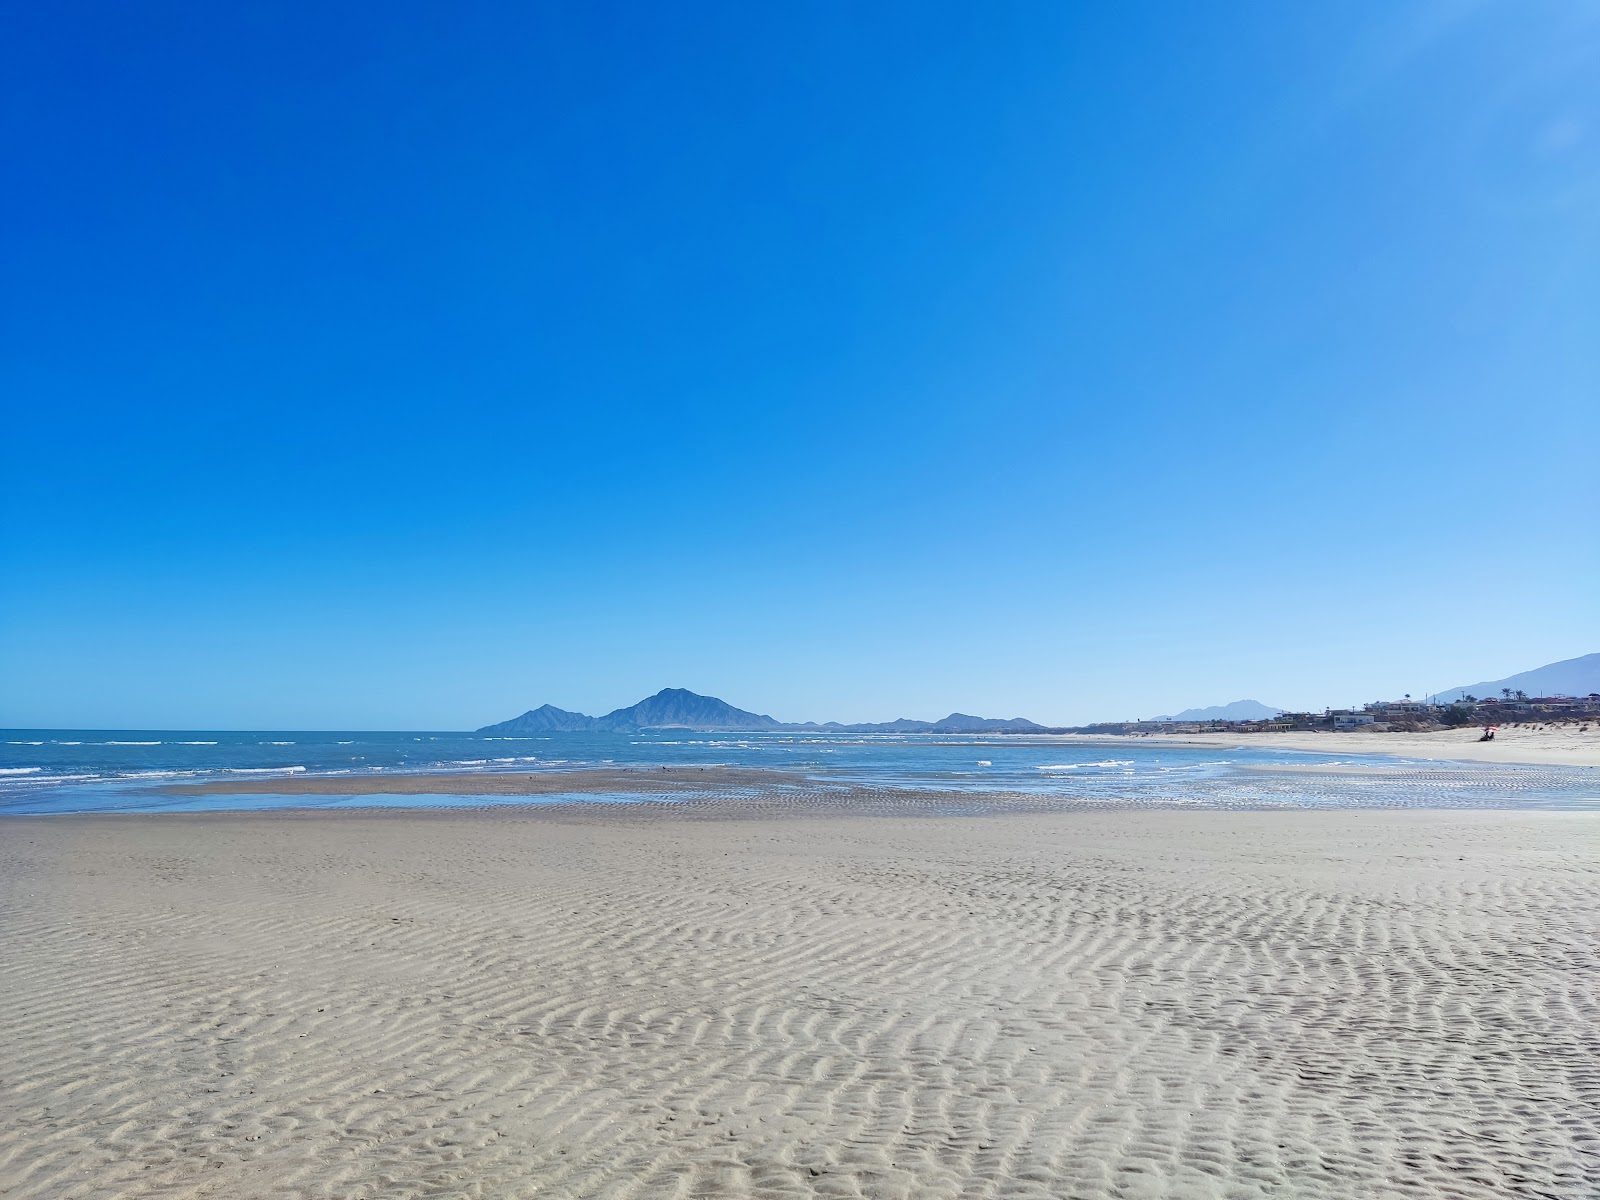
[1083,722,1600,768]
[3,800,1597,1199]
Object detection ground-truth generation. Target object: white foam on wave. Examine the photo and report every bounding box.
[259,741,295,746]
[173,741,218,745]
[6,741,44,746]
[0,773,111,791]
[1036,760,1135,771]
[223,766,307,774]
[105,741,161,746]
[0,767,42,775]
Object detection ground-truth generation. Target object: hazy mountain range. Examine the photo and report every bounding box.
[477,688,1044,735]
[1152,700,1284,722]
[1432,652,1600,703]
[1152,653,1599,720]
[480,654,1599,736]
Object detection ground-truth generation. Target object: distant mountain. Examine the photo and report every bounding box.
[927,713,1045,733]
[476,704,597,735]
[779,713,1043,733]
[1155,700,1284,722]
[596,688,780,731]
[1433,653,1600,703]
[831,717,934,733]
[476,689,1045,734]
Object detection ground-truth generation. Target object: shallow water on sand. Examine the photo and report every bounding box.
[3,729,1597,814]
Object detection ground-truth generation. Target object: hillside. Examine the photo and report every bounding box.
[596,688,780,731]
[1433,653,1600,703]
[925,713,1044,733]
[475,705,597,735]
[1155,700,1284,722]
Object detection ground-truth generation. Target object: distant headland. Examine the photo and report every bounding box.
[476,687,1045,735]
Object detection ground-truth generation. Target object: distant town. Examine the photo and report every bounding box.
[1074,691,1600,737]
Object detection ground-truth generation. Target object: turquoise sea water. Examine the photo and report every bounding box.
[2,728,1596,815]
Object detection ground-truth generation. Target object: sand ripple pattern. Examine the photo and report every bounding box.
[2,807,1597,1198]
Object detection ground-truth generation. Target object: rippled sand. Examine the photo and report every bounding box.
[3,801,1597,1199]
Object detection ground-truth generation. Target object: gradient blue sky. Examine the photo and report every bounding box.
[3,1,1597,729]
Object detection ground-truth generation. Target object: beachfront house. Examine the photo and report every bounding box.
[1368,700,1441,716]
[1274,711,1330,730]
[1332,711,1376,730]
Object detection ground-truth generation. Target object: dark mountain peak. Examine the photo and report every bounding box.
[597,688,780,731]
[475,704,597,734]
[647,687,704,704]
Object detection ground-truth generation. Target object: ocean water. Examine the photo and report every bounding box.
[1,728,1596,815]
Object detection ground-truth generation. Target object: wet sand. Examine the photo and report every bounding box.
[1083,723,1600,767]
[161,765,802,797]
[3,801,1596,1199]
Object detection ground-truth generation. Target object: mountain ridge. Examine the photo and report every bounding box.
[1153,699,1284,722]
[475,689,1044,735]
[1432,653,1600,704]
[596,688,779,731]
[480,704,598,734]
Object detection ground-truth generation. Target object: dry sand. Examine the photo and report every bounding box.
[3,802,1597,1199]
[1083,722,1600,767]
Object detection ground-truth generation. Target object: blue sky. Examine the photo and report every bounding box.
[3,1,1597,728]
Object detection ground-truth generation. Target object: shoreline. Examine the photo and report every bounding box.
[1070,724,1600,767]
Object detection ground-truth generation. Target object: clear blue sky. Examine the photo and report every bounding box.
[3,1,1597,729]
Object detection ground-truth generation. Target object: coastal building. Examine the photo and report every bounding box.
[1368,700,1441,716]
[1332,711,1376,730]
